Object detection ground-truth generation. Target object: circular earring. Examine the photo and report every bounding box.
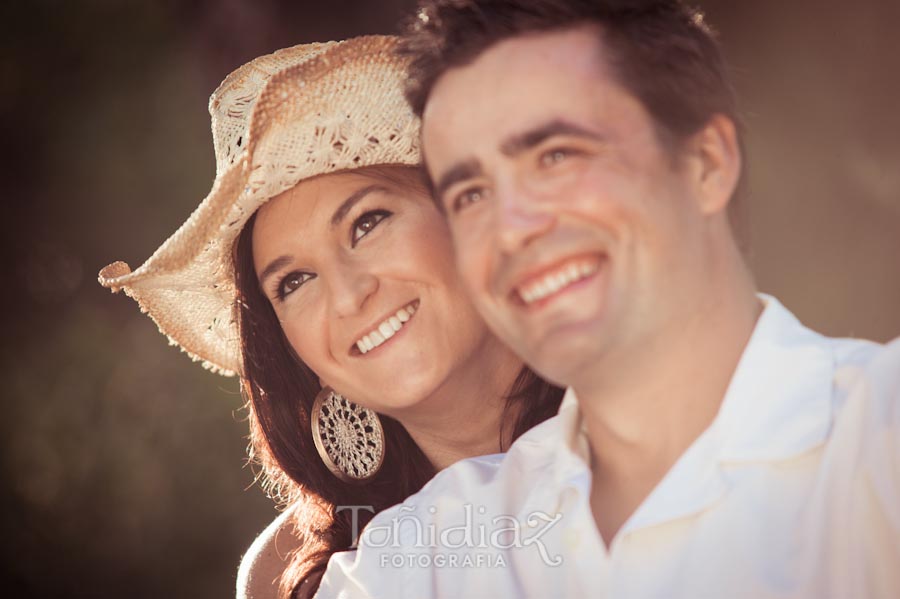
[311,387,385,483]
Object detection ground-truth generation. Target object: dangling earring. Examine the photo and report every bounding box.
[311,387,385,483]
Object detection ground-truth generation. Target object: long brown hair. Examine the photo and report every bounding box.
[232,165,563,597]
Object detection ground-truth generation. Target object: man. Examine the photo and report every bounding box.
[316,1,900,597]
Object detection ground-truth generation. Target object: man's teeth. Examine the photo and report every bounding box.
[518,261,599,305]
[355,303,418,354]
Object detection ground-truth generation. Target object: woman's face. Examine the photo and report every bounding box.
[251,169,510,416]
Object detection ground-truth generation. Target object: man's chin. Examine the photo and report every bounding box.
[512,334,600,389]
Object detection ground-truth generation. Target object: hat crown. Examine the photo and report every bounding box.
[208,42,338,177]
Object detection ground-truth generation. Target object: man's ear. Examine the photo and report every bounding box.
[687,114,742,215]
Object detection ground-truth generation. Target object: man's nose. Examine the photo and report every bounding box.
[495,179,557,253]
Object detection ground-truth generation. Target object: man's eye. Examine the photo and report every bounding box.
[539,148,573,168]
[278,271,314,299]
[452,188,487,213]
[351,209,391,245]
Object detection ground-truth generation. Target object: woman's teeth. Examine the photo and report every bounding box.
[518,260,599,305]
[355,302,418,354]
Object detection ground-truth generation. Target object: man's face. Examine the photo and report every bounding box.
[422,27,718,386]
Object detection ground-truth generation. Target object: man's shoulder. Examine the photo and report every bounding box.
[826,333,884,367]
[313,457,505,598]
[827,335,900,457]
[872,334,900,372]
[315,413,568,598]
[829,334,900,396]
[375,413,565,526]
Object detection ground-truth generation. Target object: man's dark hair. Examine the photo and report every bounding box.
[400,0,739,150]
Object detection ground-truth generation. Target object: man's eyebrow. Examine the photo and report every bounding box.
[432,159,483,200]
[258,255,293,290]
[431,121,602,200]
[330,184,388,228]
[500,119,603,157]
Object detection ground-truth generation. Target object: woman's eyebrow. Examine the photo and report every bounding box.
[330,184,388,228]
[258,255,293,289]
[257,185,389,289]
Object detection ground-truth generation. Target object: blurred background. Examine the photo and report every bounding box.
[2,0,898,597]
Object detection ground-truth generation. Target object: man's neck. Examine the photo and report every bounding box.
[575,262,761,546]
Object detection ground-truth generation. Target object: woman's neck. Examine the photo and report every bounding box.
[394,338,525,471]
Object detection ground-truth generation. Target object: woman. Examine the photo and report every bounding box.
[99,37,562,598]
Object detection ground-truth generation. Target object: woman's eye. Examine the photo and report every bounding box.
[351,209,391,245]
[452,187,487,213]
[277,271,313,299]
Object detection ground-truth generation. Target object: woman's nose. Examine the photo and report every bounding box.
[328,263,379,318]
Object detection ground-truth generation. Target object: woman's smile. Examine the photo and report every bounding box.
[351,299,419,356]
[251,167,507,412]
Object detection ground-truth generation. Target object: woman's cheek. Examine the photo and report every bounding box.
[410,215,457,270]
[277,302,321,361]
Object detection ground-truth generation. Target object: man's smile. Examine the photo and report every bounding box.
[511,253,604,307]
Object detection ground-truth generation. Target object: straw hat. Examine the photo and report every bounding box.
[98,36,421,376]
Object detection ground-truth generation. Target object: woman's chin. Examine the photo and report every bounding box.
[350,379,440,419]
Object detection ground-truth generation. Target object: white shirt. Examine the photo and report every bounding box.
[317,296,900,599]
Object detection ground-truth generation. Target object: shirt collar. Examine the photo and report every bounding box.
[554,294,836,463]
[507,386,590,491]
[714,294,836,462]
[628,294,837,532]
[553,387,591,486]
[528,294,838,533]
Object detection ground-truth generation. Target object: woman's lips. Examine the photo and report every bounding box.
[350,299,419,356]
